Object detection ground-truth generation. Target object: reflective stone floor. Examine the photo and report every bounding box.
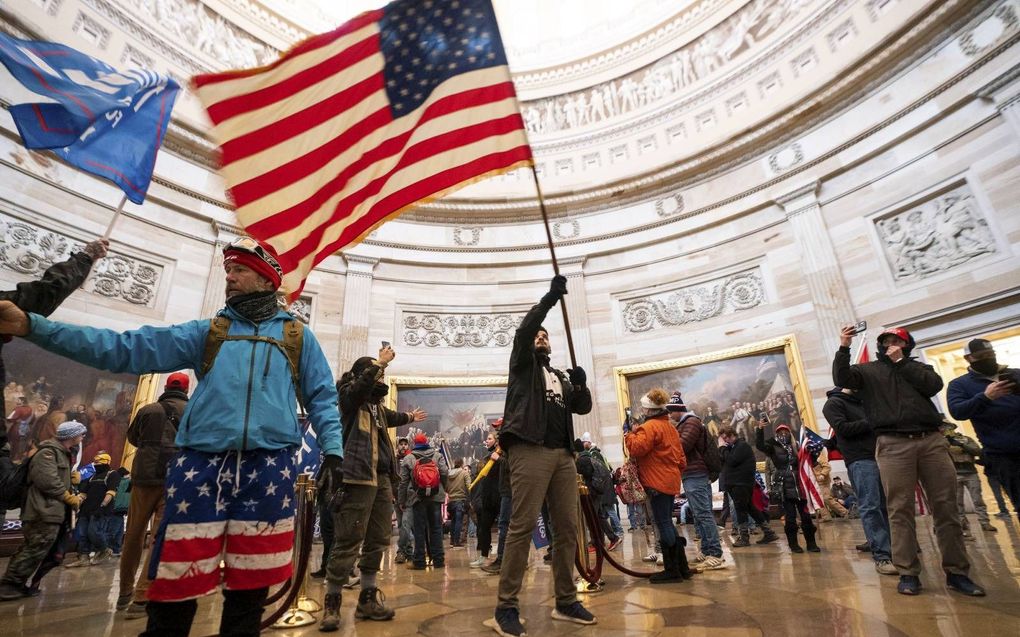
[1,515,1018,636]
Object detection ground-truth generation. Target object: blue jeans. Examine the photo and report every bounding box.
[412,500,444,566]
[683,473,722,557]
[606,503,624,537]
[83,515,112,552]
[496,494,512,559]
[108,514,125,553]
[448,499,467,545]
[647,491,678,548]
[627,502,647,528]
[847,459,892,562]
[398,506,413,557]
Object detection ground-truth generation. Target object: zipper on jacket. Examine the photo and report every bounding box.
[242,324,259,451]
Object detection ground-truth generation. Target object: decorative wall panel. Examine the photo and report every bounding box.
[403,312,524,348]
[621,269,766,333]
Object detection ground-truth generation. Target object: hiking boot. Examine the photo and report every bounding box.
[732,529,751,548]
[355,587,395,621]
[481,558,502,574]
[116,592,133,610]
[875,560,897,575]
[470,555,488,568]
[0,583,24,601]
[897,575,921,595]
[124,601,148,620]
[319,592,341,632]
[551,601,596,625]
[946,574,986,597]
[65,554,91,568]
[491,607,526,637]
[756,528,779,544]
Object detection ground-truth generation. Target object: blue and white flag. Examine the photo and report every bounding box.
[294,418,322,477]
[0,34,179,204]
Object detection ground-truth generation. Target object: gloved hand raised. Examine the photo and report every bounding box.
[567,366,586,386]
[542,275,568,305]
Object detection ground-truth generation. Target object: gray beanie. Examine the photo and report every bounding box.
[55,420,87,440]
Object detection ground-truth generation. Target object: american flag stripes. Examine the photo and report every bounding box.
[797,429,825,513]
[193,0,532,300]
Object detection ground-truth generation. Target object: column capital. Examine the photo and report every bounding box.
[976,66,1020,106]
[774,180,820,216]
[343,253,379,276]
[558,255,587,277]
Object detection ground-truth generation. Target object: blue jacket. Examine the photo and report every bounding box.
[26,307,342,457]
[947,368,1020,456]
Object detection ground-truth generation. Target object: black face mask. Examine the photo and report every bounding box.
[371,382,389,400]
[971,357,999,376]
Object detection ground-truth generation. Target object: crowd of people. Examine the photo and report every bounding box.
[0,239,1016,637]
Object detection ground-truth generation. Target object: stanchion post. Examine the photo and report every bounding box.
[273,473,317,628]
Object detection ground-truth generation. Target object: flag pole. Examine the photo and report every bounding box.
[103,195,128,240]
[526,164,578,368]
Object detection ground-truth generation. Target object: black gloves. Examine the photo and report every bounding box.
[317,454,344,499]
[567,366,586,386]
[542,275,568,305]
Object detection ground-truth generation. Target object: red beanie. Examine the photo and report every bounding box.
[223,239,283,289]
[413,432,428,445]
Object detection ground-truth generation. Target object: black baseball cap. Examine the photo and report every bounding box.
[963,338,993,356]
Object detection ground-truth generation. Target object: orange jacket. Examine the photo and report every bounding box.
[624,413,686,495]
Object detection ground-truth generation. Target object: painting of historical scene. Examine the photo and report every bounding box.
[392,383,506,467]
[624,348,804,460]
[3,338,138,467]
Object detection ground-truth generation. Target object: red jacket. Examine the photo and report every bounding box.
[625,413,686,495]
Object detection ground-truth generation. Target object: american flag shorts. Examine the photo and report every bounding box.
[146,447,296,601]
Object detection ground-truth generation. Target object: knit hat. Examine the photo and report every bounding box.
[55,420,87,440]
[580,432,592,443]
[665,391,687,412]
[963,338,993,356]
[223,237,283,289]
[640,390,669,410]
[413,432,428,445]
[93,451,112,465]
[165,372,189,392]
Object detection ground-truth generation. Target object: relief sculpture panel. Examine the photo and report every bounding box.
[403,312,524,348]
[621,269,766,333]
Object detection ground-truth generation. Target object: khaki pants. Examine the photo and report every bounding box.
[497,444,578,611]
[325,473,394,585]
[875,433,969,577]
[118,484,166,601]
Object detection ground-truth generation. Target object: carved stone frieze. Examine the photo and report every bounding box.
[0,213,163,308]
[655,192,685,218]
[959,3,1019,56]
[453,227,481,246]
[621,270,767,333]
[73,11,112,49]
[403,312,523,348]
[767,142,805,173]
[553,219,580,240]
[874,185,997,282]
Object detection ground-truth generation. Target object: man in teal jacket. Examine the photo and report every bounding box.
[0,237,343,637]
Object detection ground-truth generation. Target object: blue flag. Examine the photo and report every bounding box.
[0,34,179,204]
[294,418,322,478]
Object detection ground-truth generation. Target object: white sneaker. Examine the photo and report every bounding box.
[699,556,726,570]
[656,554,663,566]
[642,552,659,563]
[470,556,487,568]
[690,552,707,564]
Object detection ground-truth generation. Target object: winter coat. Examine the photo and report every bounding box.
[398,446,449,507]
[832,346,943,435]
[675,413,709,476]
[944,432,982,474]
[947,367,1020,456]
[575,449,616,506]
[25,307,342,456]
[756,428,802,501]
[23,439,72,524]
[500,298,592,450]
[719,439,755,488]
[126,390,188,487]
[624,413,685,495]
[337,362,412,487]
[0,251,95,441]
[446,466,470,501]
[822,388,875,466]
[474,451,503,513]
[79,466,121,517]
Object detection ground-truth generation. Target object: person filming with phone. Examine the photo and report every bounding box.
[947,338,1020,526]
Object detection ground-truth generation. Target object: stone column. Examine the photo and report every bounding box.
[200,226,230,317]
[557,256,599,441]
[978,69,1020,142]
[337,254,378,373]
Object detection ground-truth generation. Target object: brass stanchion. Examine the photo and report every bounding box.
[273,473,318,627]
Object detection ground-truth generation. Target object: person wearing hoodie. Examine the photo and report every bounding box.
[117,372,190,617]
[0,420,86,600]
[399,432,449,569]
[755,423,819,554]
[321,347,427,631]
[834,325,983,597]
[947,338,1020,523]
[822,387,896,575]
[624,388,692,584]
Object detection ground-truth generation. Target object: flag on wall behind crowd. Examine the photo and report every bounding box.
[0,33,179,204]
[192,0,533,301]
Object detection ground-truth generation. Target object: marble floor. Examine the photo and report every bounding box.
[1,515,1018,637]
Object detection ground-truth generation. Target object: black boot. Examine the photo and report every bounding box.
[675,539,694,580]
[786,530,804,553]
[732,528,751,547]
[756,524,779,544]
[220,587,268,637]
[649,541,683,584]
[804,528,821,553]
[140,599,199,637]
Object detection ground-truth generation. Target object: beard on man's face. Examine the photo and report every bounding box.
[534,344,551,355]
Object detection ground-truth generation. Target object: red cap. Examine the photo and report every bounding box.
[775,424,792,433]
[166,372,189,392]
[413,432,428,445]
[878,327,911,343]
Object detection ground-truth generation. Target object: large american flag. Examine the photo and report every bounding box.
[193,0,532,300]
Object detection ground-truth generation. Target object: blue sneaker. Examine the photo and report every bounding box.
[551,601,597,625]
[491,607,526,637]
[946,574,986,597]
[897,575,922,595]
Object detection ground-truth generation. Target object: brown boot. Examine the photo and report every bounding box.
[355,587,395,621]
[319,592,341,632]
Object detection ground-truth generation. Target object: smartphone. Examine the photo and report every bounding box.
[381,340,391,349]
[624,407,632,419]
[851,320,867,335]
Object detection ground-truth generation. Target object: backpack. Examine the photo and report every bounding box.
[702,423,722,483]
[201,316,305,411]
[412,456,441,497]
[158,401,181,472]
[584,451,613,495]
[113,475,132,514]
[617,459,646,505]
[0,454,32,510]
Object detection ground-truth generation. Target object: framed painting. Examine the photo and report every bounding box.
[385,376,507,467]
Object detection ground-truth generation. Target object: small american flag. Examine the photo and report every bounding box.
[193,0,532,300]
[797,429,825,513]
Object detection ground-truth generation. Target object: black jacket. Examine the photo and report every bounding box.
[832,346,944,434]
[755,428,801,501]
[338,362,412,487]
[126,390,188,487]
[719,439,756,487]
[821,388,874,466]
[499,296,592,450]
[0,251,95,443]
